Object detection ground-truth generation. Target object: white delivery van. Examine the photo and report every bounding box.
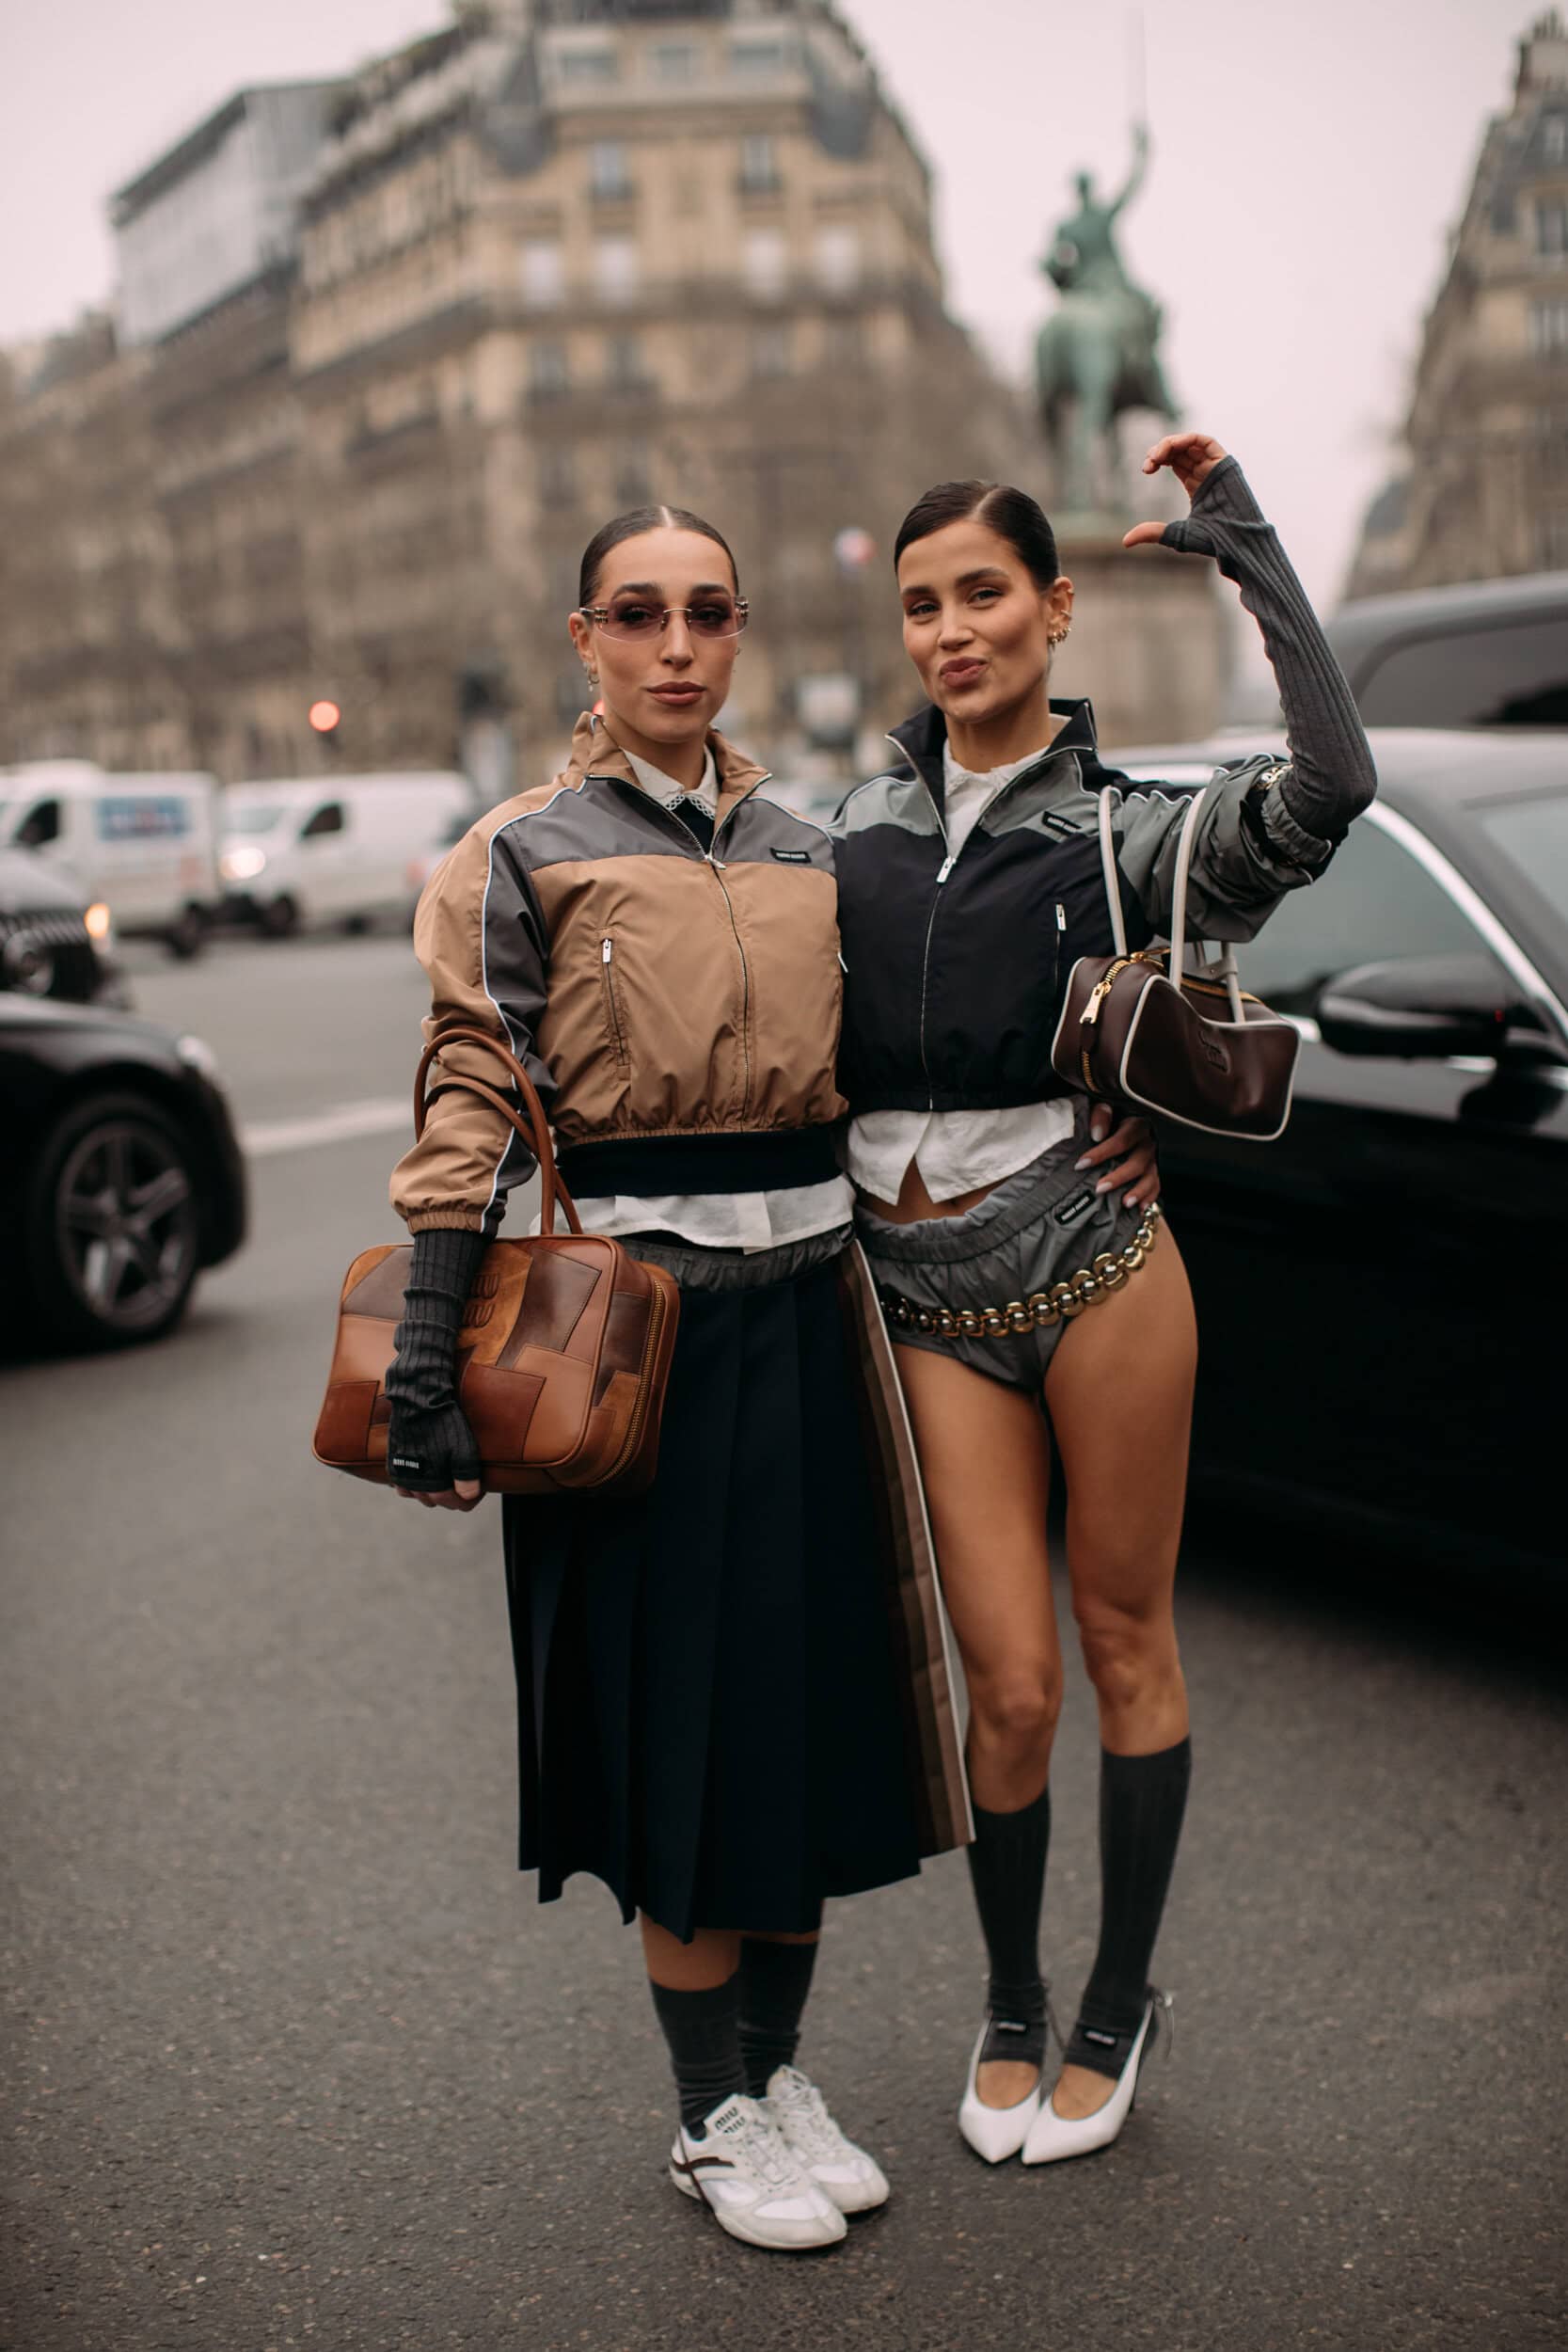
[218,772,478,936]
[0,761,221,956]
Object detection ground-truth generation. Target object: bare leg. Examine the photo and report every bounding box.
[893,1343,1059,2107]
[1042,1226,1196,2118]
[641,1915,741,1990]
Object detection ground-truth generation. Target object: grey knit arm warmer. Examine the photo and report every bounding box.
[383,1227,487,1491]
[1161,455,1376,843]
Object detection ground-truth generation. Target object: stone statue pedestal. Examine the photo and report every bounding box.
[1049,527,1229,750]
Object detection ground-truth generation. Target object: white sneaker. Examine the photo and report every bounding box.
[764,2065,890,2213]
[669,2093,847,2250]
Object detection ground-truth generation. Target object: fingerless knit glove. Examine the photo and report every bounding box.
[384,1228,488,1491]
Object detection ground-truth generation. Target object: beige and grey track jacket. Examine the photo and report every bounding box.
[390,715,846,1234]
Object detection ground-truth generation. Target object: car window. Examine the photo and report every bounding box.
[227,803,286,834]
[1475,792,1568,917]
[16,799,60,848]
[1241,818,1500,1014]
[1355,616,1568,727]
[301,802,344,839]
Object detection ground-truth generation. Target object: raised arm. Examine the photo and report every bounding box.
[1114,434,1377,939]
[1109,122,1150,217]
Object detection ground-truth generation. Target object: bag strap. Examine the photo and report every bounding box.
[413,1025,583,1238]
[1097,786,1129,960]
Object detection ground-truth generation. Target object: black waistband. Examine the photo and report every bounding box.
[557,1127,843,1199]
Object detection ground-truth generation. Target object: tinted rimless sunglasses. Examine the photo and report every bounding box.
[578,596,750,642]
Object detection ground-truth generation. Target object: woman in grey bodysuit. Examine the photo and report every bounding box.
[832,432,1376,2166]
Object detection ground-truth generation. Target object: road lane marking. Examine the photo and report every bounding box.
[243,1098,410,1157]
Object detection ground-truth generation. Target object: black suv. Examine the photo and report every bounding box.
[0,847,127,1007]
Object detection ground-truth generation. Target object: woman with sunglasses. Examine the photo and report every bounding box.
[376,504,991,2254]
[833,433,1376,2167]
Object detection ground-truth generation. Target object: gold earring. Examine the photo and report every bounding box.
[1049,624,1071,646]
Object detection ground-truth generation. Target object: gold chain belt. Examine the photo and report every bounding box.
[877,1203,1162,1341]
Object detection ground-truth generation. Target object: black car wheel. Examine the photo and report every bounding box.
[26,1092,203,1347]
[166,903,211,960]
[258,895,299,939]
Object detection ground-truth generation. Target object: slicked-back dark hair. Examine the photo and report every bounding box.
[577,504,740,608]
[893,481,1059,589]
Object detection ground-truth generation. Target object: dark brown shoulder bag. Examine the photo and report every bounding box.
[1049,780,1302,1141]
[312,1028,680,1496]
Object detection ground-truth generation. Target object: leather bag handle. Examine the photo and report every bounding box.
[1100,784,1243,1021]
[1096,786,1129,960]
[413,1025,583,1237]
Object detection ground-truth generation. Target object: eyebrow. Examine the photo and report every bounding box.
[604,580,733,598]
[900,565,1011,597]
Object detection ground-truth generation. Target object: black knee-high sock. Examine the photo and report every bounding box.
[965,1784,1052,2073]
[1067,1737,1192,2079]
[737,1936,819,2096]
[648,1975,747,2134]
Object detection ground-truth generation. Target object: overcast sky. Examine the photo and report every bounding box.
[0,0,1530,606]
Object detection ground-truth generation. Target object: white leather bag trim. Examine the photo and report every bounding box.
[1114,976,1302,1141]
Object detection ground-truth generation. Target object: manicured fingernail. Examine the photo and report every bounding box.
[1095,1176,1114,1194]
[1075,1154,1092,1170]
[1125,1192,1140,1208]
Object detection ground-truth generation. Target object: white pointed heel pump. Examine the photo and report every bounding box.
[958,2018,1044,2164]
[1021,1990,1171,2167]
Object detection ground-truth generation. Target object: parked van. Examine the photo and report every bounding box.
[0,762,220,957]
[1327,570,1568,728]
[218,772,478,936]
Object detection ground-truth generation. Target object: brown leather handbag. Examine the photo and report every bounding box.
[311,1028,680,1496]
[1049,780,1302,1141]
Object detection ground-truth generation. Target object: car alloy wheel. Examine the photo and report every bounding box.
[30,1095,202,1346]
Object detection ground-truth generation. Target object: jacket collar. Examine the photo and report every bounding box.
[887,698,1100,805]
[562,710,769,820]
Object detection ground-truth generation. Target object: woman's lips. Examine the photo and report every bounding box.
[649,684,705,705]
[939,660,986,687]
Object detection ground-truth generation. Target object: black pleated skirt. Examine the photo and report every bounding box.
[501,1253,926,1940]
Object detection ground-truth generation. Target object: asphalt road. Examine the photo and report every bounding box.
[3,935,1566,2352]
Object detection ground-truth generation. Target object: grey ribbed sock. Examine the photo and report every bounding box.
[737,1936,819,2096]
[649,1975,747,2135]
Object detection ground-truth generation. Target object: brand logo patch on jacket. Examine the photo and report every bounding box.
[1053,1186,1098,1230]
[770,847,811,863]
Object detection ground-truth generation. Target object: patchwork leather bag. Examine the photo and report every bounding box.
[312,1028,680,1495]
[1049,781,1302,1141]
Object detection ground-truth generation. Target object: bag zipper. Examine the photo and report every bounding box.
[600,936,626,1064]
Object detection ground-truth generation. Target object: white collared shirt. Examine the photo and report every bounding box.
[536,746,854,1252]
[847,739,1075,1206]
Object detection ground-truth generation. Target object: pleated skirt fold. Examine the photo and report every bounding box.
[502,1255,928,1940]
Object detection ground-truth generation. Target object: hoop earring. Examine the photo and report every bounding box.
[1048,624,1071,646]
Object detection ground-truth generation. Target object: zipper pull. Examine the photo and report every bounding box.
[936,854,956,883]
[601,937,612,963]
[1055,902,1068,931]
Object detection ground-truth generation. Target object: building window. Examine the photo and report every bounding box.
[739,134,780,194]
[606,333,650,392]
[651,42,697,85]
[732,39,788,79]
[814,225,861,293]
[1530,299,1568,355]
[615,442,653,504]
[539,449,578,510]
[594,236,639,304]
[557,45,617,87]
[520,239,564,308]
[823,313,865,370]
[1538,509,1568,567]
[1537,200,1568,259]
[751,324,792,378]
[742,228,788,300]
[529,340,570,401]
[592,140,633,201]
[1545,116,1567,165]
